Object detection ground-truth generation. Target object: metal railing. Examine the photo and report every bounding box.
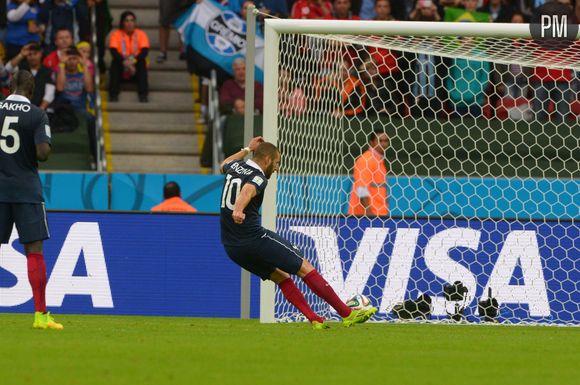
[208,69,224,174]
[90,5,105,172]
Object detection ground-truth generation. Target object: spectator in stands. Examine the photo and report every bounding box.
[0,59,10,95]
[262,0,290,18]
[557,0,575,13]
[390,0,417,20]
[359,0,416,20]
[151,182,198,213]
[512,0,533,20]
[6,43,55,109]
[0,1,7,48]
[279,68,306,117]
[409,0,440,21]
[359,0,377,19]
[530,64,573,123]
[233,98,245,115]
[157,0,193,63]
[43,28,73,75]
[76,41,95,77]
[229,0,289,18]
[374,0,396,20]
[55,46,97,165]
[6,0,42,61]
[76,40,95,111]
[291,0,333,19]
[317,59,366,117]
[407,0,442,117]
[331,0,361,19]
[510,11,525,23]
[366,0,406,117]
[108,11,150,103]
[502,13,530,99]
[463,0,478,13]
[360,58,390,115]
[38,0,90,50]
[263,0,290,18]
[239,1,256,20]
[439,0,461,5]
[444,0,491,22]
[446,38,490,117]
[219,58,263,114]
[348,130,389,217]
[477,0,515,22]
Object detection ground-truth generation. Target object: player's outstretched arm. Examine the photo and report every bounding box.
[232,183,257,224]
[36,143,51,162]
[219,136,264,173]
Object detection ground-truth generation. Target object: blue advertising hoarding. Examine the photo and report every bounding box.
[1,212,577,325]
[0,212,260,318]
[278,217,579,325]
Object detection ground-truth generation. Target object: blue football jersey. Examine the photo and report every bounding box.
[220,159,268,245]
[0,95,51,203]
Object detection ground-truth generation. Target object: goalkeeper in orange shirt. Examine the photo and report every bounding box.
[348,130,389,217]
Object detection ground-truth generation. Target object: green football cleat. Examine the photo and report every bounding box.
[45,312,64,330]
[311,321,330,330]
[32,312,46,329]
[32,312,64,330]
[342,307,378,327]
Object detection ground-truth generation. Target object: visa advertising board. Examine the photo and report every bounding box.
[1,213,577,324]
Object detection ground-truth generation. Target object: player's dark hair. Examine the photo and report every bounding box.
[163,181,181,199]
[10,70,35,99]
[368,130,385,143]
[253,142,279,161]
[119,11,137,29]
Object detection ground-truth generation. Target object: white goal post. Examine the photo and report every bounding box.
[258,19,579,325]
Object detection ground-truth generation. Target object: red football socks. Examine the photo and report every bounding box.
[279,278,324,323]
[27,252,47,313]
[303,270,352,318]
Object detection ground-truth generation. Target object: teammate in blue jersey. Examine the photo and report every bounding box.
[220,136,377,329]
[0,71,63,330]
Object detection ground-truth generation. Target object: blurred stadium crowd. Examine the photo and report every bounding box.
[213,0,580,120]
[0,0,577,170]
[208,0,580,163]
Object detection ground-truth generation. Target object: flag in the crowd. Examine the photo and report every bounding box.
[176,0,264,83]
[444,7,490,22]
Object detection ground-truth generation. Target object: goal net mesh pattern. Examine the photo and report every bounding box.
[272,31,579,325]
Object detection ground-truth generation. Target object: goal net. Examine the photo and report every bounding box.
[261,20,579,326]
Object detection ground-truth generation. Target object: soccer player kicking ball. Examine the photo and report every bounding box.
[0,71,63,330]
[220,136,377,329]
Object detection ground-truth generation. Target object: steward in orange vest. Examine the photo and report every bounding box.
[151,182,198,213]
[108,11,150,103]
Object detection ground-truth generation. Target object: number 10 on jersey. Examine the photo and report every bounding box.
[221,174,242,210]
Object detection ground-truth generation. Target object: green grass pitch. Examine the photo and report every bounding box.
[1,313,578,385]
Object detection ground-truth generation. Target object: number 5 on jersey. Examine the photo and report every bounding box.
[221,174,242,210]
[0,116,20,154]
